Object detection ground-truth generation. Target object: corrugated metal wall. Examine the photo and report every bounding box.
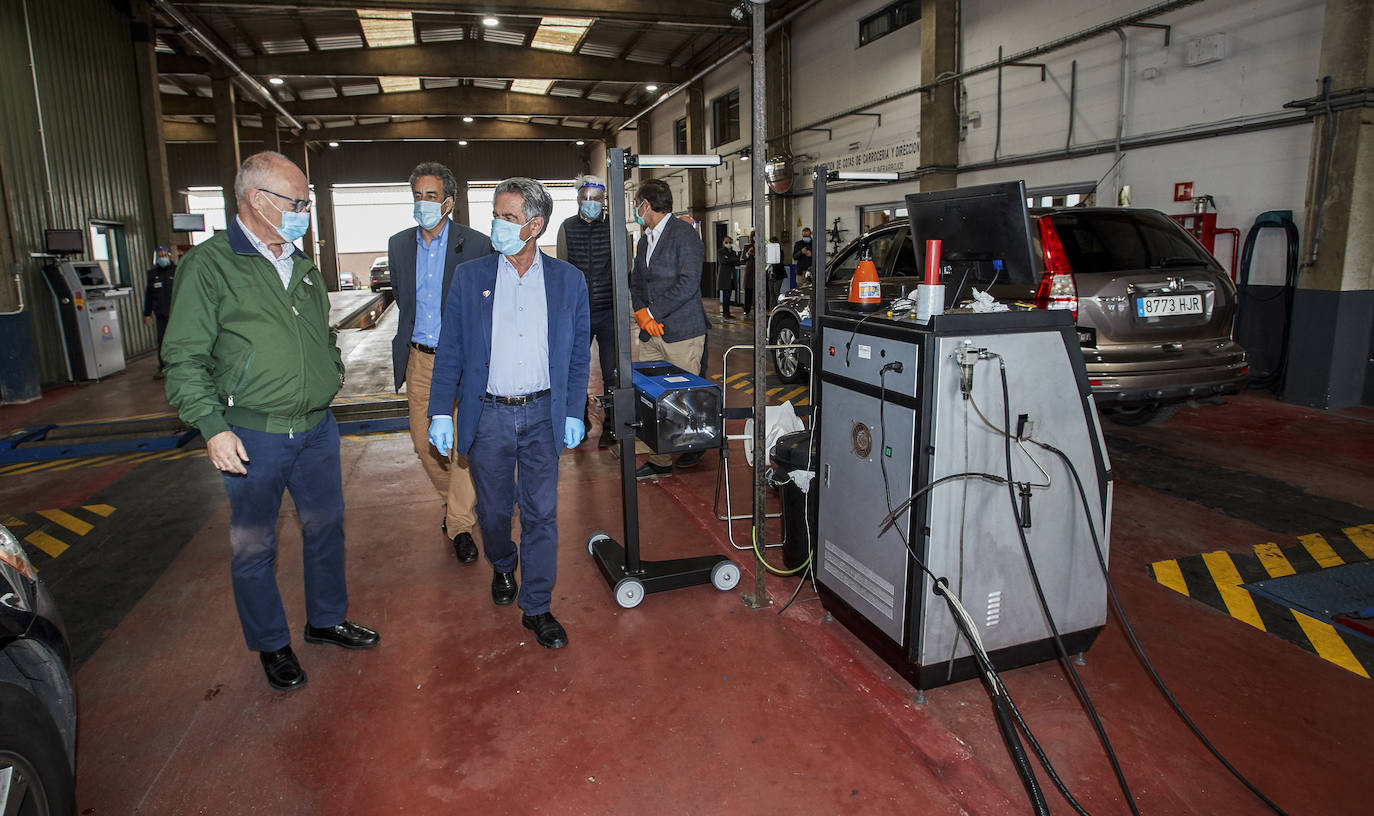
[0,0,156,386]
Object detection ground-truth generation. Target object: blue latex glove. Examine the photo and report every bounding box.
[428,416,454,456]
[564,417,585,449]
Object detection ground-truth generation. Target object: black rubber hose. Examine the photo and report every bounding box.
[1235,212,1300,392]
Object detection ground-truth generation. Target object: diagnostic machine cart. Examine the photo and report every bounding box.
[812,182,1114,689]
[40,228,131,381]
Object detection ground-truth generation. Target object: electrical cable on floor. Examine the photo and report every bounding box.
[1031,436,1292,816]
[877,365,1051,816]
[989,358,1144,816]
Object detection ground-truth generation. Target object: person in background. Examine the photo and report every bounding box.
[163,151,379,693]
[387,161,494,566]
[792,227,814,286]
[556,174,620,448]
[629,178,709,478]
[741,230,757,317]
[716,235,739,319]
[427,177,590,650]
[143,246,176,379]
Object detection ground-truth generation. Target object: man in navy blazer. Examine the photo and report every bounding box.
[629,178,710,479]
[387,162,494,566]
[427,177,590,650]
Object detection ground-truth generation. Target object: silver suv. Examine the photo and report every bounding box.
[768,208,1248,425]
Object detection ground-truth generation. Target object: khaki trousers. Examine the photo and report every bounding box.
[638,334,706,467]
[405,346,478,533]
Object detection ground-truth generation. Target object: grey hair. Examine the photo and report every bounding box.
[494,177,554,238]
[234,151,291,203]
[409,162,457,202]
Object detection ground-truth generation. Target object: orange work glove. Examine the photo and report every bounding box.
[634,307,656,333]
[646,319,665,337]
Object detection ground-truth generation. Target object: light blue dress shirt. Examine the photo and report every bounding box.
[486,252,550,397]
[237,214,295,289]
[411,220,449,347]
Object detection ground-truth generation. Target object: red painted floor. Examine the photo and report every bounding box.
[3,308,1371,815]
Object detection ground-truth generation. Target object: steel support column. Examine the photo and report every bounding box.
[211,75,241,220]
[920,0,959,191]
[131,0,174,250]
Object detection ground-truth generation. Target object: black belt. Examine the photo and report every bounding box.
[484,389,550,406]
[410,341,437,355]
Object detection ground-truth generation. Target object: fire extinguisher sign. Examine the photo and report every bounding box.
[1173,181,1194,202]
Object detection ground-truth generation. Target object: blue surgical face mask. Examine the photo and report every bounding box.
[490,217,532,256]
[155,256,171,267]
[414,200,446,230]
[580,200,603,220]
[803,236,812,243]
[260,193,310,243]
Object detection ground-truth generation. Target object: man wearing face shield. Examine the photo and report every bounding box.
[555,174,624,448]
[387,162,494,566]
[427,177,590,650]
[163,151,379,692]
[143,246,176,379]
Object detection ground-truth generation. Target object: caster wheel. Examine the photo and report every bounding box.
[586,531,612,556]
[711,560,740,591]
[614,577,645,609]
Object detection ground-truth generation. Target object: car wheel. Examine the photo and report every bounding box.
[0,682,76,816]
[1101,403,1179,426]
[770,316,807,384]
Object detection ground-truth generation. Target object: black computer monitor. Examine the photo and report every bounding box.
[172,212,205,232]
[44,229,84,255]
[905,181,1038,303]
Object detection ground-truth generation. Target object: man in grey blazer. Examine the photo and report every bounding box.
[388,161,494,563]
[629,178,710,479]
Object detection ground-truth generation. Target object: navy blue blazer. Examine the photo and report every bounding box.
[630,214,708,343]
[427,251,590,457]
[387,219,494,392]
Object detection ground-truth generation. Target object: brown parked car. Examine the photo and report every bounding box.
[768,207,1249,425]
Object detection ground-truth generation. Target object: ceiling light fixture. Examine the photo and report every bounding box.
[646,84,658,92]
[576,140,585,146]
[463,116,474,123]
[328,141,340,148]
[458,140,468,146]
[268,77,284,86]
[482,16,499,26]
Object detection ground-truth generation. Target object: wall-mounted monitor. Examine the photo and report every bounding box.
[44,229,85,255]
[172,212,206,232]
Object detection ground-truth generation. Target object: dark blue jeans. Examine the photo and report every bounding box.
[588,308,617,396]
[468,395,560,616]
[221,411,348,652]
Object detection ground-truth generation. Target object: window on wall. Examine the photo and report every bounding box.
[674,116,688,155]
[1025,183,1097,210]
[711,88,740,147]
[859,0,921,47]
[87,221,130,286]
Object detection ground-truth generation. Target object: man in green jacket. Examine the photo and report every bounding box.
[162,151,379,692]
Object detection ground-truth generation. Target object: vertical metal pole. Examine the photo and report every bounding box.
[811,165,826,421]
[607,148,642,574]
[747,1,770,609]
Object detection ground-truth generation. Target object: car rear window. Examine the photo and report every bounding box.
[1047,211,1212,273]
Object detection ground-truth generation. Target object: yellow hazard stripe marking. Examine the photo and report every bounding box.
[83,504,116,517]
[0,515,24,527]
[1299,533,1343,568]
[37,509,93,536]
[1292,610,1370,679]
[1151,559,1189,596]
[779,386,808,403]
[1343,524,1374,559]
[722,372,749,384]
[1254,542,1296,577]
[1201,551,1264,631]
[24,530,69,558]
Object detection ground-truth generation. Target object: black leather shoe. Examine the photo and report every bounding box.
[303,620,380,650]
[675,450,705,469]
[260,646,307,691]
[522,612,568,650]
[635,461,673,480]
[491,570,518,605]
[451,531,478,564]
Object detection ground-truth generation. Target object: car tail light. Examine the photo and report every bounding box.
[1035,218,1077,320]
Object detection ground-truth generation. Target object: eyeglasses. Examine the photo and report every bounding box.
[258,188,312,214]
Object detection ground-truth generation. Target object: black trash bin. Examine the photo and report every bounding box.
[770,429,818,571]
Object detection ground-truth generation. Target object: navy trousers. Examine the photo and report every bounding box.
[588,308,617,395]
[467,395,560,616]
[221,412,348,652]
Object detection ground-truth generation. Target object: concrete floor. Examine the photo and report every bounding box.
[1,301,1371,815]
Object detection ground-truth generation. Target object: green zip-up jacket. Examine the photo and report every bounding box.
[162,217,344,441]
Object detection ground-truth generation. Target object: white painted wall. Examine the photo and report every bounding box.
[618,0,1326,283]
